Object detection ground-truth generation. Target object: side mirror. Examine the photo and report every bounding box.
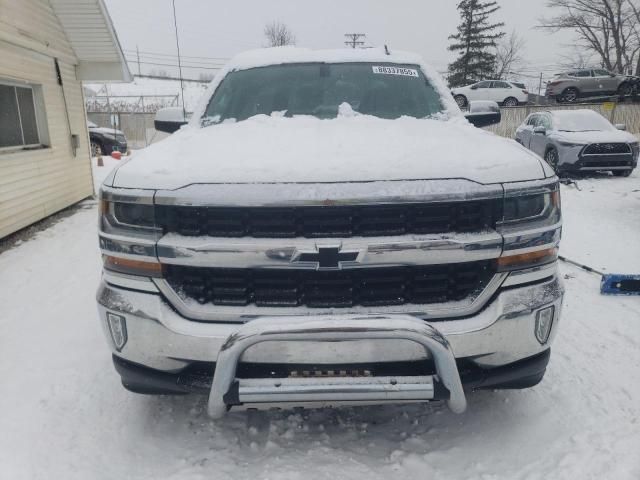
[470,85,478,90]
[533,126,547,135]
[610,73,617,77]
[154,107,187,133]
[615,123,627,131]
[465,100,501,128]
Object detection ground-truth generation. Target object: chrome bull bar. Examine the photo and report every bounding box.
[207,315,467,418]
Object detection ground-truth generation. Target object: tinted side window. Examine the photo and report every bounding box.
[575,70,592,78]
[593,69,610,77]
[527,115,539,126]
[492,81,511,88]
[475,81,491,88]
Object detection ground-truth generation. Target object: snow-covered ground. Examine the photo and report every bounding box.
[1,161,639,479]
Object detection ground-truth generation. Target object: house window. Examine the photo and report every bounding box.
[0,81,47,150]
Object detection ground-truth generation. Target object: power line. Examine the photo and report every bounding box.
[123,48,230,62]
[344,33,366,49]
[126,54,226,66]
[124,58,222,70]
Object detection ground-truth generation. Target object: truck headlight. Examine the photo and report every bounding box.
[98,187,161,264]
[502,188,561,226]
[99,199,158,232]
[498,182,562,271]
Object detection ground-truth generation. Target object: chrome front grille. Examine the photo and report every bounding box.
[164,261,495,309]
[155,200,500,238]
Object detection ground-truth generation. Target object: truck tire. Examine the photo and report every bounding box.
[613,169,633,177]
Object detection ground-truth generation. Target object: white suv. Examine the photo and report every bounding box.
[452,80,529,108]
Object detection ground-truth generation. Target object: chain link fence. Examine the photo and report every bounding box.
[88,101,640,150]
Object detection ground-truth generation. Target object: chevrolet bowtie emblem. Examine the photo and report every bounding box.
[294,246,359,269]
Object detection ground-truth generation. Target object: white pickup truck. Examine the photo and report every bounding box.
[97,47,563,418]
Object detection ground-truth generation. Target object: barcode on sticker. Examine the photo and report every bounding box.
[372,66,419,77]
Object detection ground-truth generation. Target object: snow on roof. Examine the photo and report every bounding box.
[225,46,425,71]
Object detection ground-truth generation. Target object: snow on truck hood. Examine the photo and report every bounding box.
[112,115,546,190]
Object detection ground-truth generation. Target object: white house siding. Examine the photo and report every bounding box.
[0,0,93,238]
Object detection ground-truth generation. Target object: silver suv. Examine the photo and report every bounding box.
[546,68,636,103]
[97,48,563,419]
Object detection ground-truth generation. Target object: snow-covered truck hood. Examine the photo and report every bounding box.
[111,115,547,190]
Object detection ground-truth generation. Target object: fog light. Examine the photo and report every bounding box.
[107,312,127,351]
[535,306,555,345]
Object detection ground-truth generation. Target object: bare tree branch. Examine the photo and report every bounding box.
[264,21,296,47]
[539,0,639,73]
[494,30,526,78]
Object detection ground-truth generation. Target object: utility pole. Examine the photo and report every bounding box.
[344,33,366,49]
[172,0,187,121]
[537,72,543,105]
[136,45,141,75]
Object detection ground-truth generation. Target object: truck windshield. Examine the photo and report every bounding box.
[202,62,444,124]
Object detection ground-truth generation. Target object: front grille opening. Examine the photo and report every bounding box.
[165,261,495,309]
[156,200,500,239]
[583,143,631,155]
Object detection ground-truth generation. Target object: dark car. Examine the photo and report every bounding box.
[88,121,128,156]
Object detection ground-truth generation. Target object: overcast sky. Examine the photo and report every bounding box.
[104,0,577,83]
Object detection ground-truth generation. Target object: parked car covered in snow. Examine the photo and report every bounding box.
[515,109,638,177]
[97,48,563,418]
[88,121,127,156]
[545,69,637,103]
[451,80,529,108]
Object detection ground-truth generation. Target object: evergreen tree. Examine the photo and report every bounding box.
[447,0,505,87]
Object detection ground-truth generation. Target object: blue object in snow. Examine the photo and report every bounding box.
[600,274,640,295]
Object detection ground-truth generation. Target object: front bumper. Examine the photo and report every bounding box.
[556,145,638,172]
[97,270,563,415]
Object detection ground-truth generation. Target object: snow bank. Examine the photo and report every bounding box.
[112,114,546,189]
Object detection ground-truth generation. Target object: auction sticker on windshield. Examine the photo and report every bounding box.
[372,66,419,77]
